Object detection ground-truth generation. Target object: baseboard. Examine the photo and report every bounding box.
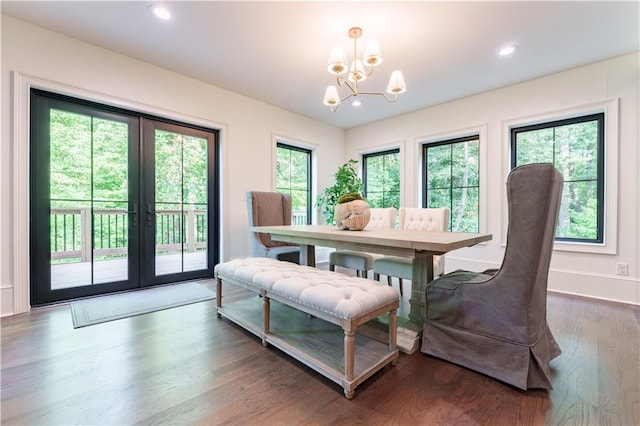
[1,285,15,317]
[445,257,640,306]
[547,269,639,306]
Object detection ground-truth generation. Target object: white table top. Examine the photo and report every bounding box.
[252,224,492,256]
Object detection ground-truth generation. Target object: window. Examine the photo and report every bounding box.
[363,149,400,209]
[276,142,312,224]
[423,136,479,233]
[511,113,604,243]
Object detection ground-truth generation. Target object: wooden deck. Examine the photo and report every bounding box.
[51,251,207,290]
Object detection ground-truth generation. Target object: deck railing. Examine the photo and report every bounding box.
[51,207,305,262]
[51,207,207,262]
[292,210,307,225]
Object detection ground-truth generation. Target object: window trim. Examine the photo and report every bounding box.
[363,148,400,209]
[274,139,314,225]
[416,125,488,236]
[501,99,619,255]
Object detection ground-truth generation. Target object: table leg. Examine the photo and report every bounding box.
[409,253,433,325]
[299,244,316,267]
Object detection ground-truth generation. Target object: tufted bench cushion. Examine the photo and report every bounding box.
[215,257,399,320]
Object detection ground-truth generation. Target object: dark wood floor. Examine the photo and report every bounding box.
[1,282,638,425]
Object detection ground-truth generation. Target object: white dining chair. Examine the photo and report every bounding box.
[373,207,450,296]
[329,207,397,278]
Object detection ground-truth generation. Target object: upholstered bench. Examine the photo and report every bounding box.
[214,257,400,399]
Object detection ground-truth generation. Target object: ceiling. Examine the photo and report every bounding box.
[2,1,638,129]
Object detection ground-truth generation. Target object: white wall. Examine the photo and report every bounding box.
[1,16,346,316]
[2,15,638,317]
[346,53,640,305]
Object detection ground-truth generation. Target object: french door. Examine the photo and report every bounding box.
[30,90,218,305]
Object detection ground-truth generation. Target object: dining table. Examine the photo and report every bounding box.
[251,224,492,324]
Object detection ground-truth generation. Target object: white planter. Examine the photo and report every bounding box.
[334,200,371,230]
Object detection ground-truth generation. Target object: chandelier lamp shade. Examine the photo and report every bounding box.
[323,27,407,111]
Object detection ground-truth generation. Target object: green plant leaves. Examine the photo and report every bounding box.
[315,159,364,225]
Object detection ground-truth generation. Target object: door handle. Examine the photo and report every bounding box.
[146,204,156,226]
[126,203,138,225]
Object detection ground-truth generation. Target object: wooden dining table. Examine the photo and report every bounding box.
[251,224,492,324]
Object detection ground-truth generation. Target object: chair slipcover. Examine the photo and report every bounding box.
[373,207,450,295]
[329,208,397,278]
[421,163,563,390]
[246,191,300,264]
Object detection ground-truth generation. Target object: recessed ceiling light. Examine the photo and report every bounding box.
[499,45,518,56]
[151,4,171,20]
[352,100,362,107]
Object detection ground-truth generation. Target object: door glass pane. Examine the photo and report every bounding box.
[50,110,129,289]
[154,130,208,275]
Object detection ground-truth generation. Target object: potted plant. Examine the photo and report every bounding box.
[315,159,369,228]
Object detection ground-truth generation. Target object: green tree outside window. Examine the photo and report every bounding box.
[363,149,400,209]
[423,136,480,233]
[276,143,312,224]
[511,113,604,243]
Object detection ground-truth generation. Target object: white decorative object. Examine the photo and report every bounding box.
[334,199,371,230]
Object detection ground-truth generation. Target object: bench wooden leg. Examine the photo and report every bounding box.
[216,278,222,318]
[344,329,355,398]
[262,293,270,347]
[388,308,398,364]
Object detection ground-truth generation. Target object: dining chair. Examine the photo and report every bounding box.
[329,207,397,278]
[372,207,450,296]
[246,191,300,263]
[421,163,563,390]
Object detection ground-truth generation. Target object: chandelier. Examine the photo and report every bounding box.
[322,27,407,111]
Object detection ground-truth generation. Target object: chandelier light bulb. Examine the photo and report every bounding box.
[323,86,340,106]
[327,47,348,75]
[363,41,383,66]
[348,60,367,83]
[386,70,407,94]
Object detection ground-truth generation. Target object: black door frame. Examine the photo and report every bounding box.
[29,89,219,306]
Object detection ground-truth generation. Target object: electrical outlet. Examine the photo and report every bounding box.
[616,263,628,276]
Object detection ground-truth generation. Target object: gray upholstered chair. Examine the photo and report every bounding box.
[246,191,300,264]
[373,207,450,296]
[329,207,397,278]
[421,163,563,390]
